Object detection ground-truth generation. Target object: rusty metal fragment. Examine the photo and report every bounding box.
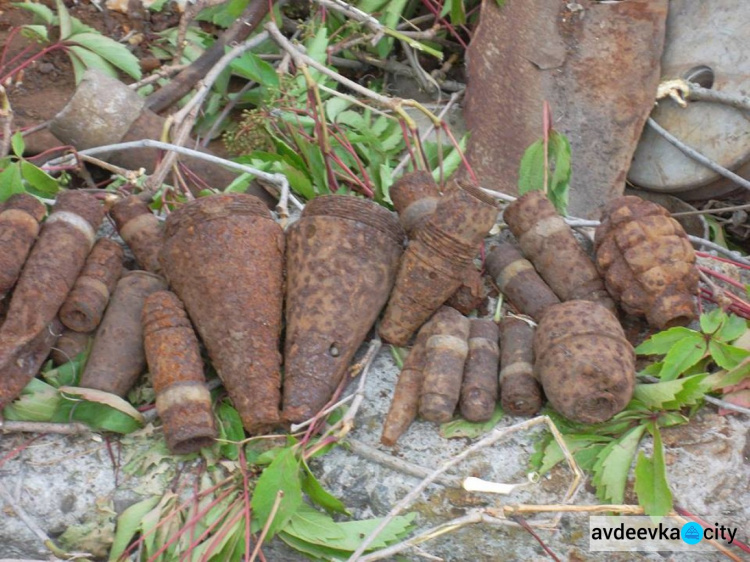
[80,271,167,396]
[503,191,616,314]
[463,0,668,218]
[419,306,470,423]
[534,301,635,424]
[59,238,123,333]
[110,196,163,275]
[499,317,542,417]
[160,194,284,433]
[485,242,560,322]
[50,327,92,366]
[595,196,698,329]
[283,195,404,422]
[444,266,486,315]
[0,193,46,298]
[143,291,217,455]
[380,181,498,346]
[459,319,500,423]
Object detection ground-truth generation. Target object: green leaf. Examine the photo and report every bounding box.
[634,425,672,517]
[20,161,59,196]
[53,386,144,433]
[251,447,303,539]
[301,460,350,515]
[635,326,697,356]
[710,357,750,390]
[10,132,25,157]
[2,378,60,421]
[537,434,612,475]
[632,375,710,411]
[715,314,747,343]
[286,504,346,543]
[20,24,49,42]
[0,162,24,201]
[279,531,352,561]
[108,496,160,561]
[13,2,57,25]
[450,0,467,24]
[439,405,504,439]
[66,33,142,79]
[517,130,572,215]
[657,333,707,381]
[230,50,279,89]
[217,401,245,460]
[41,350,88,387]
[709,340,750,370]
[592,424,647,504]
[56,0,72,39]
[700,308,726,334]
[67,45,118,83]
[276,160,315,200]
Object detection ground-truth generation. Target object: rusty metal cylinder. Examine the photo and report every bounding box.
[486,242,560,322]
[594,195,698,329]
[143,291,217,455]
[499,316,542,416]
[283,195,404,422]
[0,193,46,298]
[50,327,93,365]
[110,196,164,275]
[503,191,616,313]
[390,171,441,236]
[80,271,167,396]
[160,194,284,433]
[534,300,635,424]
[380,181,498,346]
[59,238,123,333]
[419,306,471,423]
[459,318,500,422]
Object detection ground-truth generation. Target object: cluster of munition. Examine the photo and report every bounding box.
[0,173,698,454]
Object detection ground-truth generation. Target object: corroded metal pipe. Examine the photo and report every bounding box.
[459,318,500,422]
[499,316,542,416]
[110,196,164,275]
[0,193,46,298]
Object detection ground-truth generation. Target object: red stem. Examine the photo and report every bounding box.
[239,447,252,562]
[419,0,468,49]
[696,251,750,271]
[441,121,476,182]
[699,265,746,291]
[0,43,66,84]
[674,505,750,555]
[199,504,246,562]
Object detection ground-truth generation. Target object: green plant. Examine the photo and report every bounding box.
[0,132,62,200]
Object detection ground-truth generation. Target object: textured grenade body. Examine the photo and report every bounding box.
[595,196,699,329]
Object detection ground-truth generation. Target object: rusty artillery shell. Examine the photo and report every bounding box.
[380,181,498,346]
[143,291,217,455]
[534,300,635,424]
[0,193,46,298]
[50,327,93,365]
[486,242,560,322]
[381,315,440,447]
[503,191,616,313]
[160,194,284,433]
[0,319,62,410]
[0,191,103,370]
[59,238,123,333]
[445,265,487,315]
[80,271,167,396]
[110,196,163,275]
[499,317,542,416]
[595,196,698,329]
[390,171,441,236]
[419,306,471,423]
[459,319,500,422]
[283,195,404,422]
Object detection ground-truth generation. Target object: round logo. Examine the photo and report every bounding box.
[681,522,703,545]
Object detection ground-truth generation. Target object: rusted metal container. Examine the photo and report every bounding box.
[110,196,163,275]
[595,195,698,329]
[59,238,123,333]
[0,193,46,298]
[534,300,635,424]
[160,194,284,433]
[499,316,542,416]
[390,170,441,237]
[79,271,167,396]
[485,242,560,322]
[143,291,217,455]
[503,191,616,314]
[283,195,404,422]
[459,318,500,422]
[50,327,92,366]
[380,181,498,346]
[419,306,471,423]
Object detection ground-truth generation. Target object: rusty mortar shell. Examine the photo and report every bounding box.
[459,318,500,422]
[485,242,560,322]
[59,238,124,333]
[419,306,471,423]
[594,195,698,329]
[50,327,93,365]
[499,316,542,416]
[160,194,285,433]
[0,193,46,298]
[503,191,616,314]
[445,265,487,315]
[0,318,62,410]
[534,300,635,424]
[0,191,103,370]
[283,195,405,422]
[380,181,498,346]
[143,290,217,455]
[79,270,167,396]
[110,196,164,275]
[390,170,441,236]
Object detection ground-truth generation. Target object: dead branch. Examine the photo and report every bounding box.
[0,420,91,435]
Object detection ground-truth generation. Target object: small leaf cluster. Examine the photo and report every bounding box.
[0,132,61,201]
[517,129,572,215]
